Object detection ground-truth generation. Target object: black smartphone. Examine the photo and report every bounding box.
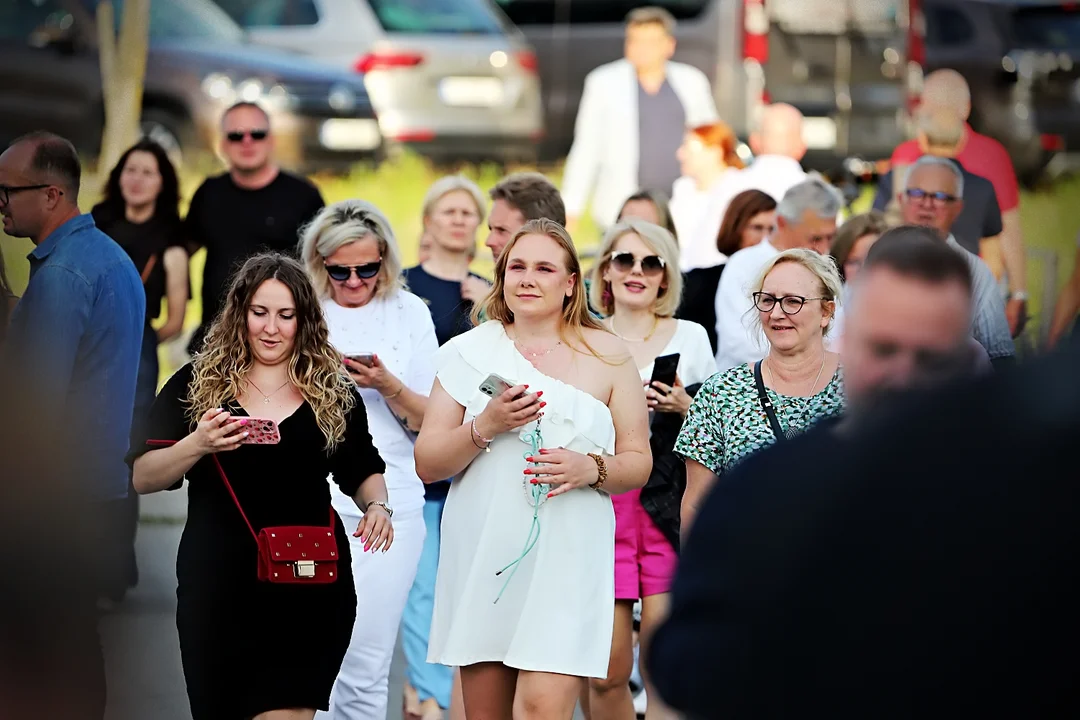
[649,353,680,392]
[346,353,375,367]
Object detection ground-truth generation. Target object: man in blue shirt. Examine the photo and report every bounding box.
[0,131,144,719]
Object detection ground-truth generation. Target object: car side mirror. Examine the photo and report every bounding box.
[28,13,80,56]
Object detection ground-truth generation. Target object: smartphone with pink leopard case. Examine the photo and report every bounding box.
[240,418,281,445]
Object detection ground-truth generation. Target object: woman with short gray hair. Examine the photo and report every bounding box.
[679,248,846,534]
[300,199,438,720]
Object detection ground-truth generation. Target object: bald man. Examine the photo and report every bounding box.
[874,106,1004,263]
[692,103,811,263]
[890,69,1027,337]
[739,103,809,202]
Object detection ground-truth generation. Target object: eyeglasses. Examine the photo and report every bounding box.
[0,184,60,205]
[225,129,269,143]
[608,251,666,276]
[325,261,382,282]
[753,292,828,315]
[905,188,957,205]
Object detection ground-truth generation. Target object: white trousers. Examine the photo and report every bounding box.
[317,507,426,720]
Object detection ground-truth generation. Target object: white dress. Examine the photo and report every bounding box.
[426,321,617,678]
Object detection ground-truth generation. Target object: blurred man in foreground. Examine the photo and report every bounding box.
[649,326,1079,718]
[841,225,990,421]
[649,222,1079,717]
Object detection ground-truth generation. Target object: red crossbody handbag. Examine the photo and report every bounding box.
[147,439,341,584]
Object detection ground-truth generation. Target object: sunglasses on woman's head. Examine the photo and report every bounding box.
[325,261,382,282]
[608,251,666,276]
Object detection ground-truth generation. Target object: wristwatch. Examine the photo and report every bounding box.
[366,501,393,517]
[1011,291,1029,302]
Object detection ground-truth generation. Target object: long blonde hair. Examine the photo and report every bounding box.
[187,252,356,451]
[472,219,612,358]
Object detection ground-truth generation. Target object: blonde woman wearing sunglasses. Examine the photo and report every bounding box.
[301,200,438,720]
[585,219,716,720]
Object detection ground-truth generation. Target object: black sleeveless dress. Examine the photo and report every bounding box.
[127,363,386,719]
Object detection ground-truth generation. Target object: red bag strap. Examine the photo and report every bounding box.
[145,439,336,540]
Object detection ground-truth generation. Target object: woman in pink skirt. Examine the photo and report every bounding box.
[586,219,717,720]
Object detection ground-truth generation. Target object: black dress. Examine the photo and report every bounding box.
[127,364,386,719]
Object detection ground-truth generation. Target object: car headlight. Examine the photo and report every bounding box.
[328,84,357,112]
[201,72,233,101]
[201,74,292,112]
[235,78,264,102]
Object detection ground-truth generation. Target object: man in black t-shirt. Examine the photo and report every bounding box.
[185,101,324,354]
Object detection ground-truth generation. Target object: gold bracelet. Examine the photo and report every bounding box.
[588,452,607,491]
[383,382,404,400]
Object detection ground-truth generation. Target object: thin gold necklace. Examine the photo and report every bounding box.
[610,315,659,343]
[766,353,827,398]
[248,377,290,404]
[510,329,562,359]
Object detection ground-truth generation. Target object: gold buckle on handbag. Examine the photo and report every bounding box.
[292,560,316,578]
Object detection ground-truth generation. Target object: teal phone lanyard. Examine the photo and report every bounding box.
[493,415,548,604]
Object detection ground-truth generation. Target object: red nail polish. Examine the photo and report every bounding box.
[539,401,547,408]
[546,492,554,498]
[536,391,543,397]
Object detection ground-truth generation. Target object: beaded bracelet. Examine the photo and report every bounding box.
[588,452,608,491]
[471,418,493,452]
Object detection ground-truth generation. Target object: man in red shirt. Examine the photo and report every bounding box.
[889,69,1027,337]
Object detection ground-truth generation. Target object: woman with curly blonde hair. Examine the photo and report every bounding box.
[128,252,393,720]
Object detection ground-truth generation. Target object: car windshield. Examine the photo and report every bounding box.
[1012,8,1080,50]
[107,0,246,42]
[366,0,508,34]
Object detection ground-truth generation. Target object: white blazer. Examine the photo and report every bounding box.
[562,59,718,230]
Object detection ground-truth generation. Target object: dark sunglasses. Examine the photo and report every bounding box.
[905,188,957,205]
[225,129,269,143]
[0,183,61,205]
[325,261,382,282]
[608,251,666,276]
[753,292,827,315]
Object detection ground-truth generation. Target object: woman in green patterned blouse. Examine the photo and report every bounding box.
[675,248,847,537]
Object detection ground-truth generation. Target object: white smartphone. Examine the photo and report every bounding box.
[479,373,516,398]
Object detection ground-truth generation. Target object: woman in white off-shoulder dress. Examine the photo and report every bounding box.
[414,219,653,720]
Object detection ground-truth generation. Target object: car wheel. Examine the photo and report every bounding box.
[140,109,189,167]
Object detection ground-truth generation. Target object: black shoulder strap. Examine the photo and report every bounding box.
[753,360,786,441]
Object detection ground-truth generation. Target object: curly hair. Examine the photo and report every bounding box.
[187,252,356,451]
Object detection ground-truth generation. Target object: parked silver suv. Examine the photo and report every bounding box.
[215,0,544,164]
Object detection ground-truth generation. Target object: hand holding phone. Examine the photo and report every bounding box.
[475,374,544,437]
[345,353,375,368]
[192,408,248,455]
[648,353,681,393]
